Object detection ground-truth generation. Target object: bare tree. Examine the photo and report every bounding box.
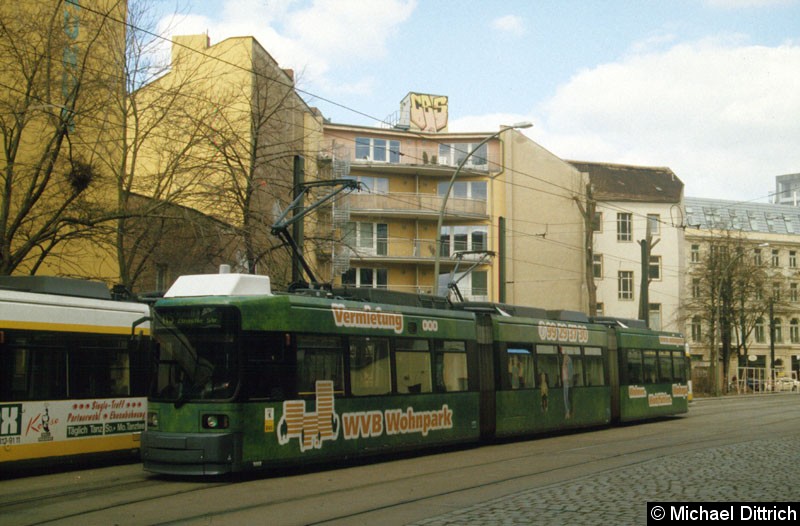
[96,1,235,292]
[684,231,781,394]
[185,39,316,287]
[0,0,126,276]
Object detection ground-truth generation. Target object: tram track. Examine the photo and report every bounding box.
[4,395,798,526]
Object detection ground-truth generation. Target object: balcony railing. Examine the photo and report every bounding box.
[341,192,487,219]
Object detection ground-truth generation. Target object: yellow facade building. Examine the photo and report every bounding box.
[0,0,127,282]
[318,95,589,310]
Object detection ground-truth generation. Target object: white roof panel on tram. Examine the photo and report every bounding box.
[165,273,272,298]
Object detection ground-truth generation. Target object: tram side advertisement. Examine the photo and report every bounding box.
[0,398,146,448]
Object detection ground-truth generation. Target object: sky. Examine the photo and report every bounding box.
[149,0,800,203]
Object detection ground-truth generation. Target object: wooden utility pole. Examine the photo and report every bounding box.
[573,182,597,315]
[638,219,659,326]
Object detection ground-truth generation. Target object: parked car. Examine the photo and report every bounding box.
[774,376,799,392]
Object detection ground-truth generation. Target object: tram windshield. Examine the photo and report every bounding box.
[151,306,239,403]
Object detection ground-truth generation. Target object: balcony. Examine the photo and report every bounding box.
[340,192,488,221]
[332,237,490,266]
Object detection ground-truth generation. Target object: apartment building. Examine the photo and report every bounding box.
[317,94,589,311]
[570,162,685,332]
[684,197,800,388]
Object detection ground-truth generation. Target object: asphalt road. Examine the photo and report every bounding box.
[1,394,798,526]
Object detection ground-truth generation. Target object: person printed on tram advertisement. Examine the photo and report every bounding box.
[539,372,549,412]
[560,346,573,419]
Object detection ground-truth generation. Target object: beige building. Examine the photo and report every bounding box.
[683,197,800,392]
[317,94,589,310]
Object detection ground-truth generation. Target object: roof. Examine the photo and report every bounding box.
[684,197,800,236]
[569,161,683,203]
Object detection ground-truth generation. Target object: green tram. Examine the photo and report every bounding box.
[141,273,689,475]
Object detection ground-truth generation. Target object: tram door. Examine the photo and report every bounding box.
[476,313,496,439]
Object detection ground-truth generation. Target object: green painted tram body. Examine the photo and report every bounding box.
[142,273,689,475]
[492,315,612,436]
[614,327,690,422]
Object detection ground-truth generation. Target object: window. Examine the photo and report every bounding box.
[672,352,687,383]
[355,137,400,163]
[593,254,603,279]
[438,142,488,169]
[563,346,584,387]
[439,225,487,257]
[772,249,780,267]
[647,214,660,235]
[755,318,765,343]
[791,251,797,268]
[437,180,487,201]
[658,351,673,382]
[626,349,643,384]
[343,222,388,256]
[595,303,604,317]
[592,211,603,232]
[296,335,344,395]
[754,248,762,265]
[691,244,700,263]
[341,268,388,289]
[434,341,468,391]
[507,346,535,389]
[649,303,662,331]
[395,339,432,394]
[692,278,701,299]
[791,319,799,344]
[470,271,488,298]
[792,283,798,302]
[648,255,661,281]
[584,347,605,386]
[349,336,391,395]
[642,350,657,383]
[618,271,634,300]
[773,282,781,301]
[774,318,783,343]
[691,316,702,342]
[617,213,632,242]
[536,345,561,388]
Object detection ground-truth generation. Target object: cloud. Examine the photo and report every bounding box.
[530,37,800,201]
[156,0,416,95]
[491,15,526,36]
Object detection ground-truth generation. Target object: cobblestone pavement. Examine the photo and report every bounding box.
[410,436,800,525]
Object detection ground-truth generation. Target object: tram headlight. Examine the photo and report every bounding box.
[147,411,159,429]
[202,414,230,429]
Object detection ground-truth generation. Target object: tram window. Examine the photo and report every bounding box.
[297,335,344,396]
[562,346,583,387]
[642,350,657,383]
[28,348,67,400]
[1,348,27,400]
[243,332,292,399]
[673,352,687,382]
[507,346,535,389]
[350,337,391,396]
[626,349,643,384]
[69,346,130,398]
[536,345,561,388]
[395,339,432,394]
[434,341,467,392]
[657,351,673,382]
[584,347,605,386]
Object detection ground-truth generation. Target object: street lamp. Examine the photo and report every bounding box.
[432,121,532,296]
